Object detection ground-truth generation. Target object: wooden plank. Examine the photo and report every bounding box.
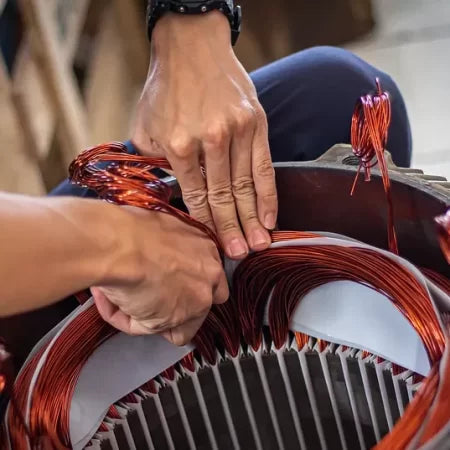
[7,0,90,164]
[0,55,45,194]
[114,0,149,81]
[19,0,90,165]
[11,39,56,160]
[85,8,140,144]
[57,0,91,60]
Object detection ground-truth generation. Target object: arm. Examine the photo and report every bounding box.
[0,193,228,344]
[132,7,278,260]
[0,193,122,315]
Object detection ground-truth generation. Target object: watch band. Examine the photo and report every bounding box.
[147,0,242,46]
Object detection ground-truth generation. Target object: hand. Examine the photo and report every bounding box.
[132,11,278,260]
[92,208,228,346]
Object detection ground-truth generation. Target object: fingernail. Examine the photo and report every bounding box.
[250,229,270,249]
[264,212,276,229]
[227,238,248,258]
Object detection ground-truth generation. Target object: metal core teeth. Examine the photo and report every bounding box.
[89,341,418,450]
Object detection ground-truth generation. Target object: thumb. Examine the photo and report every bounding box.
[91,287,134,335]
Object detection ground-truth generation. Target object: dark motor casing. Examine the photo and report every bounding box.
[274,144,450,277]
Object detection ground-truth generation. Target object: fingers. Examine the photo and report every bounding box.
[203,119,248,259]
[167,135,215,231]
[93,287,158,335]
[252,108,278,230]
[160,266,229,346]
[161,313,208,346]
[230,109,270,251]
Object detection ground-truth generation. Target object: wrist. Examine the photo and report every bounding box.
[88,203,147,287]
[151,10,232,56]
[55,199,130,288]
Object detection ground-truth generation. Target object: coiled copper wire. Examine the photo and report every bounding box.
[6,82,449,450]
[232,245,445,357]
[6,345,47,449]
[69,142,221,250]
[350,79,398,254]
[421,267,450,295]
[8,306,116,450]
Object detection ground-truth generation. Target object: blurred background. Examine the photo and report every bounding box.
[0,0,449,195]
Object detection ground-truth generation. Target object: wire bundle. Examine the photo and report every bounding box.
[4,82,450,449]
[350,78,398,254]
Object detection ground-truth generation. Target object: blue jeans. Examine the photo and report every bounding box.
[51,46,412,197]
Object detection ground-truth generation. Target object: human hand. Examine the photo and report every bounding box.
[92,208,228,346]
[132,11,277,260]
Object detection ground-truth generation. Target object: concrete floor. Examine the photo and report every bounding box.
[345,0,450,177]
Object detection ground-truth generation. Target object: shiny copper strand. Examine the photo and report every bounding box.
[7,346,47,449]
[413,212,450,445]
[350,79,398,254]
[378,216,450,448]
[69,142,221,250]
[421,267,450,295]
[8,306,116,449]
[232,245,445,359]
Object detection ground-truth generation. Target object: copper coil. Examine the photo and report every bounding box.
[350,79,398,254]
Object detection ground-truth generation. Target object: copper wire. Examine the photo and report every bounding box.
[6,82,450,449]
[350,79,398,254]
[421,267,450,295]
[7,345,47,449]
[8,306,116,449]
[232,245,445,358]
[69,142,220,250]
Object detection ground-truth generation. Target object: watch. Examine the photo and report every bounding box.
[146,0,242,46]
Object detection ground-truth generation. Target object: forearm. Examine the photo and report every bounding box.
[0,193,131,316]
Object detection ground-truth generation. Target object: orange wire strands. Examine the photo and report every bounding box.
[7,306,115,450]
[350,78,398,255]
[4,82,450,450]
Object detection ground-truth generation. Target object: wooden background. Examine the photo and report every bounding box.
[0,0,373,195]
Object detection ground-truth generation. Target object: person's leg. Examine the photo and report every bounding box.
[250,46,412,167]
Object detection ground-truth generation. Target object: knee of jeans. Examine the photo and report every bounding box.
[290,46,391,91]
[290,46,411,164]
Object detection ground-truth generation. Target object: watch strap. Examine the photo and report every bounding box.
[147,0,241,45]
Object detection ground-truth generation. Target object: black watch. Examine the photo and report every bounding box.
[147,0,242,46]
